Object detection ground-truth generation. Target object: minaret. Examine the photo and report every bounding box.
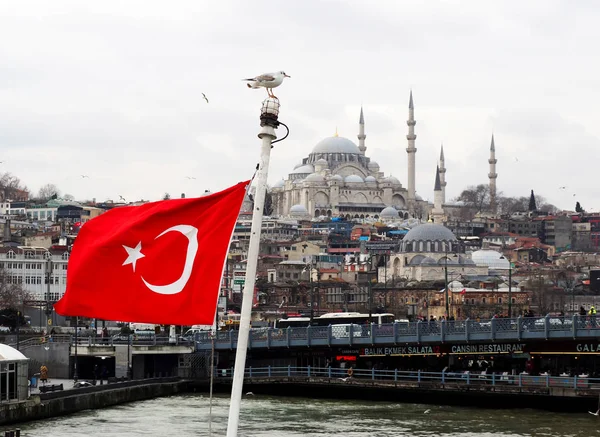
[431,165,445,224]
[438,144,446,205]
[358,106,366,155]
[488,134,498,214]
[406,91,417,212]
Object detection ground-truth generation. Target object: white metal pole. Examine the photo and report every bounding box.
[226,99,278,437]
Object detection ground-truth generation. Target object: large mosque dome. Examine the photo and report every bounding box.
[311,136,361,154]
[404,223,457,243]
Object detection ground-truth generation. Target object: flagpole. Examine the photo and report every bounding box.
[226,97,280,437]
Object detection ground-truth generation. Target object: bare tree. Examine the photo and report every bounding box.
[525,269,563,315]
[0,267,31,310]
[0,172,29,200]
[37,183,61,201]
[454,184,491,219]
[63,193,75,201]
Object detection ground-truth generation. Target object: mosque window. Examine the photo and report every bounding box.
[498,297,503,304]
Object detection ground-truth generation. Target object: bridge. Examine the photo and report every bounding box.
[206,365,600,407]
[195,315,600,350]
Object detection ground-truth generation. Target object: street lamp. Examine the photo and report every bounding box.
[45,257,53,330]
[368,255,373,320]
[73,316,79,381]
[443,243,450,318]
[303,261,315,325]
[500,256,513,318]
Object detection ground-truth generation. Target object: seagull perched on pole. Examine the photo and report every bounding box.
[243,71,290,99]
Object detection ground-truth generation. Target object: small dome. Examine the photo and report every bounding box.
[408,255,426,266]
[344,175,364,183]
[368,161,380,170]
[438,256,459,265]
[449,280,465,291]
[471,250,510,269]
[293,163,303,170]
[291,164,314,175]
[421,257,437,265]
[290,204,308,214]
[331,174,343,181]
[365,176,377,183]
[380,206,400,218]
[312,136,361,154]
[305,173,325,183]
[0,344,27,361]
[403,223,457,242]
[272,179,285,188]
[415,194,423,201]
[315,158,328,166]
[386,176,401,185]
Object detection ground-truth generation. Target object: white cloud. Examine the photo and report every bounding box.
[0,0,599,210]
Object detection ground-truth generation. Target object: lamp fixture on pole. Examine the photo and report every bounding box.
[444,244,450,318]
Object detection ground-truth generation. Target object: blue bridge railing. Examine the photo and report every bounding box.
[214,365,600,391]
[195,315,600,350]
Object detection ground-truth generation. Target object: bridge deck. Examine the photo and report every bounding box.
[196,315,600,350]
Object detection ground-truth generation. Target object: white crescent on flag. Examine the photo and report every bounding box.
[141,225,199,295]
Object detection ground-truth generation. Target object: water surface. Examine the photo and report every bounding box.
[11,394,600,436]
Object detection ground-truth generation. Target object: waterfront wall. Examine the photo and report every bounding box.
[0,378,187,426]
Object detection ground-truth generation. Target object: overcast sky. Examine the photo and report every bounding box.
[1,0,598,211]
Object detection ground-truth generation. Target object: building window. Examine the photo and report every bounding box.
[6,251,15,259]
[482,298,487,304]
[498,297,502,304]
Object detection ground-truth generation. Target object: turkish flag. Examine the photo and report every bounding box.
[54,180,249,325]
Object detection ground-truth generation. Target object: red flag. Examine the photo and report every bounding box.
[54,181,249,325]
[460,289,466,295]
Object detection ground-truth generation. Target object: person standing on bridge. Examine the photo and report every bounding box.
[40,364,48,385]
[589,306,597,328]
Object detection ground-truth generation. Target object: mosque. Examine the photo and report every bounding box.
[270,92,427,220]
[270,91,498,222]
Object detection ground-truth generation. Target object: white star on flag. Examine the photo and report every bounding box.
[122,242,145,272]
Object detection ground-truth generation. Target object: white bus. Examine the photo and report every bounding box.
[275,312,395,328]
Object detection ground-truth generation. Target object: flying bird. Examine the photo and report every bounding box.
[559,186,566,189]
[119,195,126,202]
[424,409,431,414]
[185,176,196,180]
[202,93,209,104]
[243,71,290,98]
[80,175,89,178]
[514,157,519,162]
